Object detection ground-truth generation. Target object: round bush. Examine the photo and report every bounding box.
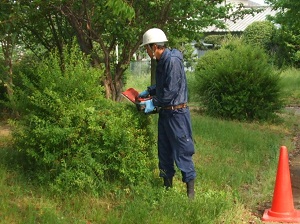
[242,21,276,50]
[194,39,283,121]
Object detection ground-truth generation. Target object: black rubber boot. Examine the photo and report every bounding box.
[163,178,173,189]
[186,179,195,199]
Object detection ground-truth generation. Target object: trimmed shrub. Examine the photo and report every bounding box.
[194,38,283,121]
[9,46,156,195]
[242,21,276,50]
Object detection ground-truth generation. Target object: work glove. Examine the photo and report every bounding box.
[138,90,149,98]
[140,99,155,114]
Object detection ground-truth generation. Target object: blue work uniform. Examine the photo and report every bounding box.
[147,48,196,183]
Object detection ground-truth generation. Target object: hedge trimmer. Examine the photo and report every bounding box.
[121,88,151,111]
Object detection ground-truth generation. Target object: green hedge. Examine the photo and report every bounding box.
[9,46,156,195]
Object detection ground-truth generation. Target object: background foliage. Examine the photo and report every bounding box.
[266,0,300,67]
[0,0,261,101]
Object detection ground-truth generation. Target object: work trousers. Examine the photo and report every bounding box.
[158,107,196,183]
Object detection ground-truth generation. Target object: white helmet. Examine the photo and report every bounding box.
[140,28,168,47]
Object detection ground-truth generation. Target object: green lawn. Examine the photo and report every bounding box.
[0,68,299,223]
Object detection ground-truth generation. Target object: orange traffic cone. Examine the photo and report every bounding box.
[262,146,300,223]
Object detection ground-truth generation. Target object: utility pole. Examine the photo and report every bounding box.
[150,59,156,85]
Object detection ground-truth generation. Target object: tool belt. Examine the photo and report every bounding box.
[162,103,187,110]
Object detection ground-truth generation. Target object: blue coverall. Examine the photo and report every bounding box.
[147,48,196,183]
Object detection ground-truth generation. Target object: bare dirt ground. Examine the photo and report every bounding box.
[291,143,300,210]
[282,107,300,209]
[290,107,300,209]
[0,123,12,137]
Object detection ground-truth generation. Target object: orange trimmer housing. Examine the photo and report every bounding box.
[121,88,151,111]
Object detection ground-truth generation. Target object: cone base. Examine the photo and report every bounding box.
[262,209,300,223]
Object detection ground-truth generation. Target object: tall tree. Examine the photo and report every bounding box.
[15,1,74,63]
[0,0,18,97]
[0,0,75,100]
[13,0,259,100]
[266,0,300,67]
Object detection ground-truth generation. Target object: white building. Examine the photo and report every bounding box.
[191,0,276,58]
[204,0,275,35]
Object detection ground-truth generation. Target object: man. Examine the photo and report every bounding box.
[139,28,196,199]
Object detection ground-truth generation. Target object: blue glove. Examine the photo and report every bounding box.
[140,99,155,113]
[138,90,149,98]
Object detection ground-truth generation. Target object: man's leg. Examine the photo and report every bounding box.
[158,115,175,188]
[166,109,196,197]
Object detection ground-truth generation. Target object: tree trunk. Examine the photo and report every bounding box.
[102,64,125,101]
[1,39,14,97]
[114,68,125,101]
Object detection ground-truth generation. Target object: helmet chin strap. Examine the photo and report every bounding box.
[148,44,156,60]
[152,54,156,60]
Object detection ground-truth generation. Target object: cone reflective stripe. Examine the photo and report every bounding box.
[262,146,300,222]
